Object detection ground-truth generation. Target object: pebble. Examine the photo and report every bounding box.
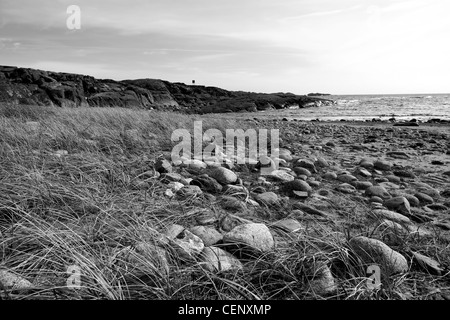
[223,223,275,253]
[200,247,243,272]
[209,167,238,185]
[365,186,391,199]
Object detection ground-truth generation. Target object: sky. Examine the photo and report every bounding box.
[1,0,449,95]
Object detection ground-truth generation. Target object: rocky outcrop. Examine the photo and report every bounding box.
[0,65,335,113]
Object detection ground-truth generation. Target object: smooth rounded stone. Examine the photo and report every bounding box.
[269,170,295,182]
[295,159,317,173]
[209,167,237,185]
[336,183,357,194]
[371,209,412,224]
[378,181,401,191]
[165,224,185,239]
[314,157,330,168]
[416,188,440,199]
[168,182,184,192]
[271,218,304,233]
[365,186,391,199]
[283,179,312,194]
[200,246,243,273]
[220,196,247,212]
[190,176,223,193]
[337,174,358,183]
[307,180,321,188]
[414,192,434,205]
[317,189,333,197]
[189,226,223,247]
[359,159,374,169]
[411,251,444,276]
[309,265,337,296]
[377,219,409,245]
[297,174,307,181]
[293,167,312,177]
[223,223,275,253]
[393,170,416,179]
[351,181,373,190]
[384,196,411,215]
[374,177,389,183]
[0,270,34,290]
[186,159,207,170]
[323,172,337,180]
[402,194,420,207]
[374,159,392,171]
[255,192,279,206]
[386,151,410,159]
[160,172,183,183]
[279,153,293,162]
[386,175,401,183]
[176,185,203,199]
[219,214,253,232]
[370,196,384,204]
[196,211,218,225]
[155,159,173,174]
[349,236,408,276]
[170,230,205,260]
[354,167,372,178]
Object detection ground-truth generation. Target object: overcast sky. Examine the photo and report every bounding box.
[1,0,449,94]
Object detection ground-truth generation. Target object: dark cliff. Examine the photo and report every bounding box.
[0,65,335,114]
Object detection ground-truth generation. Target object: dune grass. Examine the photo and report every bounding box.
[0,103,448,300]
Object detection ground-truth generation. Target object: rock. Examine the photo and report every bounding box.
[295,159,317,173]
[414,192,434,205]
[370,196,384,204]
[371,209,412,224]
[402,194,420,207]
[168,182,184,192]
[293,167,312,177]
[374,159,392,171]
[323,172,337,180]
[394,122,419,127]
[293,202,330,218]
[426,204,448,211]
[309,265,337,296]
[0,270,34,290]
[199,246,243,273]
[189,226,223,247]
[384,196,411,215]
[271,218,303,233]
[219,214,253,232]
[223,223,275,253]
[187,159,207,171]
[351,181,373,190]
[255,192,279,206]
[165,224,185,239]
[412,252,443,276]
[155,159,172,174]
[365,186,391,199]
[349,236,408,276]
[354,167,372,178]
[377,219,408,245]
[359,159,374,169]
[209,167,237,185]
[336,183,357,194]
[190,175,223,193]
[315,157,329,168]
[337,174,358,183]
[283,179,312,195]
[170,230,205,260]
[393,170,415,179]
[176,185,203,199]
[386,175,401,184]
[220,196,247,212]
[269,170,295,182]
[160,172,183,183]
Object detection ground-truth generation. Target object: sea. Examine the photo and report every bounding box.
[280,93,450,122]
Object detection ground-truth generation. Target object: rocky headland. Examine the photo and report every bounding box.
[0,65,334,114]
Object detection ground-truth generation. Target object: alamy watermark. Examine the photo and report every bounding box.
[171,121,280,175]
[66,5,81,30]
